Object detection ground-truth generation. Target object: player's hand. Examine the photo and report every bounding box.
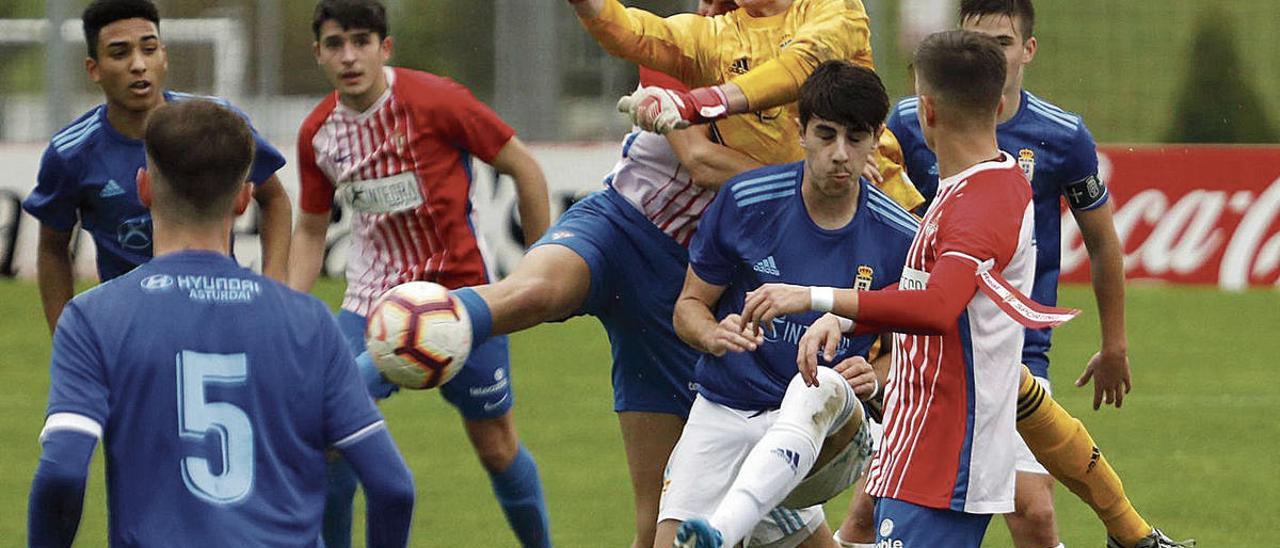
[861,150,883,185]
[796,313,847,386]
[832,356,879,400]
[616,85,729,134]
[1075,349,1132,410]
[703,313,764,357]
[742,283,811,332]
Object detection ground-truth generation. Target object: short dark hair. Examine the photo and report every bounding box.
[82,0,160,59]
[959,0,1035,41]
[913,30,1007,122]
[312,0,389,41]
[144,101,255,221]
[798,60,889,136]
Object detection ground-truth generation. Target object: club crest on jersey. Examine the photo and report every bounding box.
[1018,148,1036,181]
[391,130,408,154]
[854,265,874,291]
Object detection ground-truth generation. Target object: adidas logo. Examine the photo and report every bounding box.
[99,179,125,198]
[771,448,800,472]
[753,256,780,276]
[730,57,750,75]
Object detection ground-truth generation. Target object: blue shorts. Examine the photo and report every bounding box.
[530,188,699,418]
[337,309,513,420]
[873,498,992,548]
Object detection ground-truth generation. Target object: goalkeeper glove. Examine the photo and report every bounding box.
[616,85,730,134]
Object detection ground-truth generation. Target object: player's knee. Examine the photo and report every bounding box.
[1009,490,1057,536]
[504,273,577,320]
[781,369,854,432]
[847,497,877,540]
[468,430,519,473]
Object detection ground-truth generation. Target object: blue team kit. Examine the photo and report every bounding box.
[23,92,285,281]
[531,187,702,417]
[889,90,1108,377]
[45,252,382,546]
[689,162,917,410]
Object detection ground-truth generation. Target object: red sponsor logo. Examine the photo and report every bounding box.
[1060,146,1280,289]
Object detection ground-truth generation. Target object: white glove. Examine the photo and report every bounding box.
[616,86,692,134]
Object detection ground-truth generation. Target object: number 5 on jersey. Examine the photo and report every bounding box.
[176,351,254,505]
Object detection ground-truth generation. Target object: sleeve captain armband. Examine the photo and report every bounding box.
[1063,174,1108,210]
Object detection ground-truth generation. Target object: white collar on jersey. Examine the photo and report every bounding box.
[335,66,397,120]
[937,151,1015,190]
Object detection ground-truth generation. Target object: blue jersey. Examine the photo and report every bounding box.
[888,90,1108,376]
[45,251,382,546]
[23,91,286,281]
[689,163,917,410]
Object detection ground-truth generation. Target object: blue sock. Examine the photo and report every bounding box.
[451,287,492,351]
[489,445,552,548]
[356,350,400,400]
[323,456,358,548]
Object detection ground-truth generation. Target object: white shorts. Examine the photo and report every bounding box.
[1014,375,1052,475]
[659,395,824,547]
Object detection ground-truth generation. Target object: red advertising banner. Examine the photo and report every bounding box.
[1059,146,1280,289]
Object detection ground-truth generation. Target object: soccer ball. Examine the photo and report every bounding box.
[366,281,471,389]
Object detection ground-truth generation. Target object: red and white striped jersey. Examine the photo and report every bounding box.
[866,152,1036,514]
[607,129,716,247]
[298,67,513,316]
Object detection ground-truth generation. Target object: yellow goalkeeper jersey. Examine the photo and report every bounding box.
[581,0,925,211]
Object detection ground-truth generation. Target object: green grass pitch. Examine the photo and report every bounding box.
[0,279,1274,546]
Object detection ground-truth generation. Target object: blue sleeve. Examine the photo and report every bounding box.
[885,104,906,142]
[1059,123,1108,211]
[341,428,415,548]
[248,127,286,186]
[28,430,98,548]
[320,309,384,445]
[23,146,80,231]
[687,185,740,286]
[46,305,109,425]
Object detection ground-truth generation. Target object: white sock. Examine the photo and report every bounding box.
[710,369,855,546]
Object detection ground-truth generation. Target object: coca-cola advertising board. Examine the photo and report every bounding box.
[1060,146,1280,290]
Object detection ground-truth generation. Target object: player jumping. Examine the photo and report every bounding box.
[665,60,909,548]
[433,2,922,545]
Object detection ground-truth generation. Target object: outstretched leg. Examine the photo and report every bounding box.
[455,245,592,343]
[706,368,861,547]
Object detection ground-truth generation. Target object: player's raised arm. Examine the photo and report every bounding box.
[729,0,870,113]
[489,137,551,246]
[664,125,761,189]
[570,0,712,89]
[615,0,872,133]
